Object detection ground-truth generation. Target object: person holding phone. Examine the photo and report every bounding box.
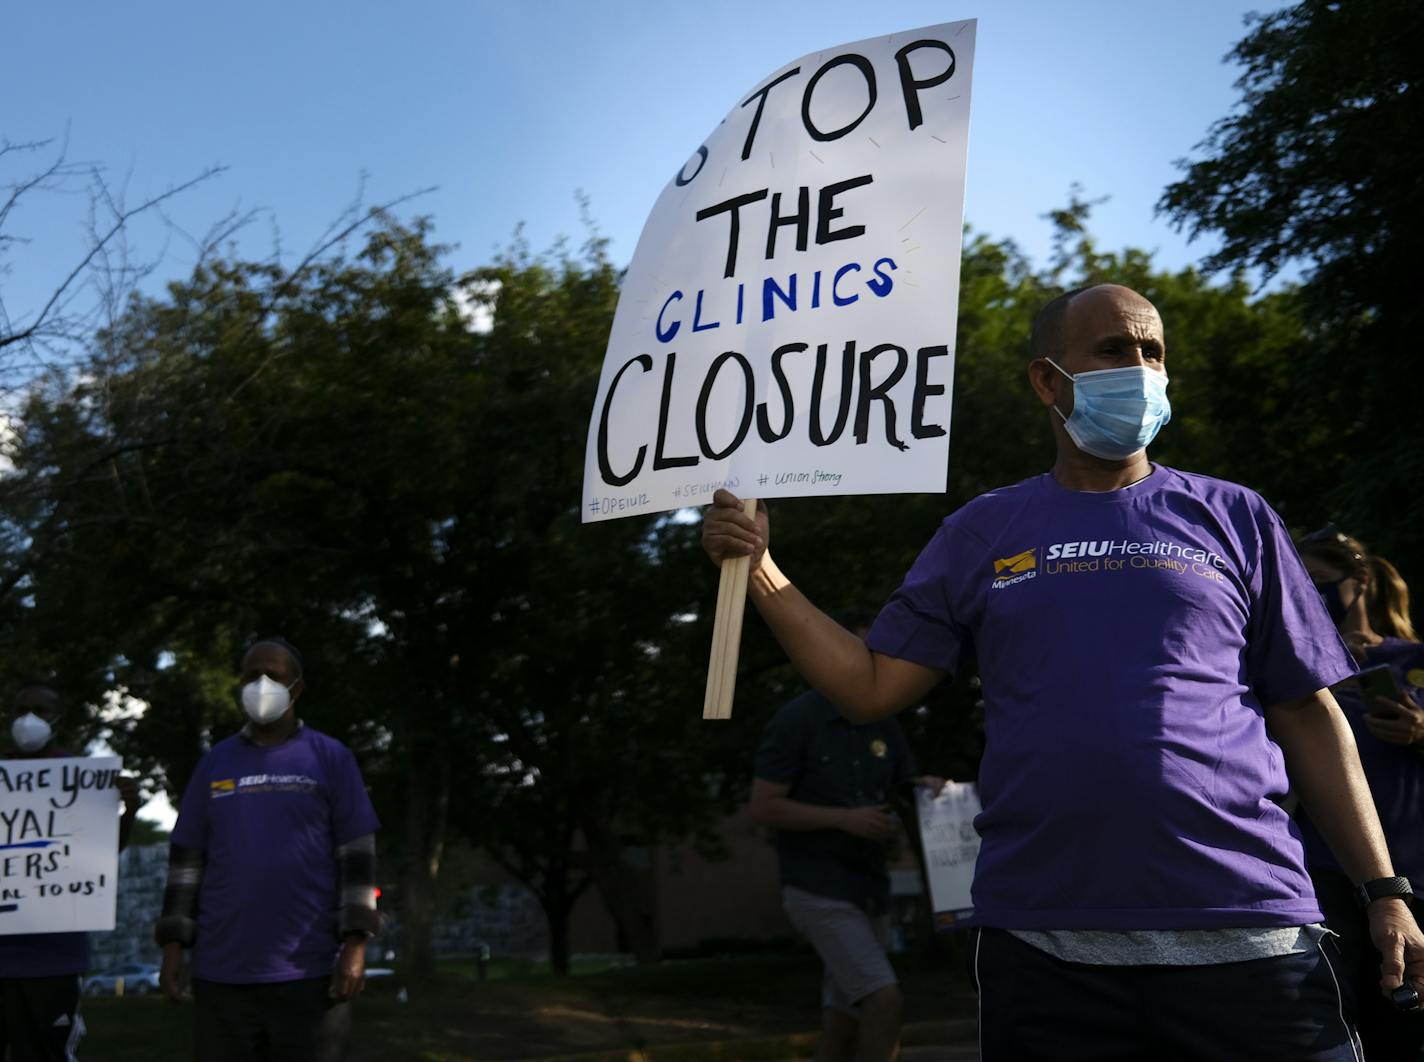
[1298,527,1424,1060]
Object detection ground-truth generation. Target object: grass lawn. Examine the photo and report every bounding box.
[78,948,977,1061]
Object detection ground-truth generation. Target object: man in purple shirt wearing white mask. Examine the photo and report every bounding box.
[155,638,380,1062]
[702,284,1424,1060]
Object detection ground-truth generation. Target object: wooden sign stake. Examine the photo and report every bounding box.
[702,498,757,720]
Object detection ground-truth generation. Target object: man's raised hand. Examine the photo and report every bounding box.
[701,490,769,570]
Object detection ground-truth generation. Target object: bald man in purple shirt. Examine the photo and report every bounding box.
[702,284,1424,1061]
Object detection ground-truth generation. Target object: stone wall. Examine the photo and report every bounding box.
[432,884,548,957]
[84,845,550,970]
[89,843,167,970]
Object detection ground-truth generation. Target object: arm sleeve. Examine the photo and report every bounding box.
[1246,507,1358,706]
[866,522,973,674]
[326,745,382,936]
[156,759,212,947]
[154,844,205,947]
[336,833,381,937]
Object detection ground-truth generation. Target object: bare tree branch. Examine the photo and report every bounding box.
[0,164,226,354]
[0,135,90,245]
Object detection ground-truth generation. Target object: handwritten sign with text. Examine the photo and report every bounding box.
[917,780,981,929]
[583,22,977,521]
[0,756,120,934]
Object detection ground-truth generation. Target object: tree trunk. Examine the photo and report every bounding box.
[545,891,572,976]
[400,745,450,982]
[541,857,578,975]
[579,814,661,964]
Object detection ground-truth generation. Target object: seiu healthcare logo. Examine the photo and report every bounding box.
[1045,539,1228,569]
[211,774,318,799]
[237,773,318,792]
[990,549,1037,589]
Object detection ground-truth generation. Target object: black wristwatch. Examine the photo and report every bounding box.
[1357,876,1414,908]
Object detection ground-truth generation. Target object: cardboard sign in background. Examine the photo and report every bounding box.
[0,756,121,935]
[917,780,981,929]
[584,21,977,521]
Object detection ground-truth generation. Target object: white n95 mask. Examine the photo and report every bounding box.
[11,712,53,753]
[241,676,293,725]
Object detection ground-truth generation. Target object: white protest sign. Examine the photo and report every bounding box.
[584,21,977,521]
[0,756,121,934]
[917,780,981,929]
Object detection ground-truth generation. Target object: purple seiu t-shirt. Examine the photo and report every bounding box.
[867,466,1356,931]
[1300,637,1424,889]
[170,725,380,984]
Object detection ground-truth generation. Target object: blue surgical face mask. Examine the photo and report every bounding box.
[1046,358,1172,461]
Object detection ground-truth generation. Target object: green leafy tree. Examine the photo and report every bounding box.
[1159,0,1424,581]
[5,223,471,975]
[443,236,763,970]
[2,217,759,975]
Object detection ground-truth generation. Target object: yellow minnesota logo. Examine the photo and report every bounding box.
[993,549,1037,579]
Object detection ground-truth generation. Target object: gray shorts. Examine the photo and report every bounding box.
[782,885,896,1016]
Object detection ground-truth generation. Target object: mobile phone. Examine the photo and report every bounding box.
[1358,665,1404,715]
[1391,983,1421,1012]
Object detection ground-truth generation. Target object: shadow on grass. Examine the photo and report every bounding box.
[79,948,974,1061]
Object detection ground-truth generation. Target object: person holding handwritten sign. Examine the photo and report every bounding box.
[0,683,140,1062]
[154,639,380,1062]
[703,284,1423,1060]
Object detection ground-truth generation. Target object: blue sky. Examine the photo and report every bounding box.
[3,0,1290,334]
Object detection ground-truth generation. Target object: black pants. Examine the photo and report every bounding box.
[192,978,349,1062]
[971,927,1363,1061]
[0,976,83,1062]
[1312,866,1424,1062]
